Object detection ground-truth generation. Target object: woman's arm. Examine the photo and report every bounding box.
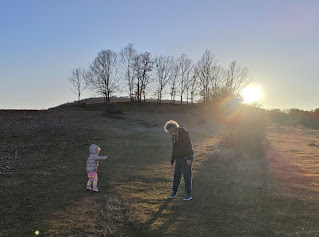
[171,152,176,165]
[183,131,194,161]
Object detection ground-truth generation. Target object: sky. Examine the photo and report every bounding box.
[0,0,318,110]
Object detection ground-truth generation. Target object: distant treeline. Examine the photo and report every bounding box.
[270,108,319,130]
[67,43,251,104]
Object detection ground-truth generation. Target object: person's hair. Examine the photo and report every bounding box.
[164,120,180,133]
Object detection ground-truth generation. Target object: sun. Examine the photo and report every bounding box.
[241,85,262,104]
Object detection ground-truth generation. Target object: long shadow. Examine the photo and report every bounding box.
[144,199,173,227]
[141,198,180,237]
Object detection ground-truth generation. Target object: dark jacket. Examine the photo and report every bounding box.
[171,127,194,164]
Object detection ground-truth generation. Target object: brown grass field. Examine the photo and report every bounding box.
[1,102,319,236]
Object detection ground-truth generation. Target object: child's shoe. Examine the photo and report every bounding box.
[93,188,99,192]
[87,186,92,191]
[168,192,176,198]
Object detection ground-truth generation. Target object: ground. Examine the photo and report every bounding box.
[1,103,319,236]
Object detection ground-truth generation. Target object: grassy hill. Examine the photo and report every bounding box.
[1,102,319,236]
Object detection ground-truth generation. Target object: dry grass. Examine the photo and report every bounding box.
[46,194,143,237]
[2,103,319,236]
[266,125,319,198]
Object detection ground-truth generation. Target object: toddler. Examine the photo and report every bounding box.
[86,144,109,192]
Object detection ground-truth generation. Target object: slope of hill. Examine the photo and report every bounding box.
[1,102,319,236]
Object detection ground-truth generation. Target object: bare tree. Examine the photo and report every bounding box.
[169,58,179,104]
[189,69,198,104]
[132,54,142,102]
[177,54,193,104]
[68,67,89,104]
[140,52,153,102]
[209,64,226,100]
[133,52,153,102]
[154,56,173,103]
[224,60,251,96]
[88,50,119,103]
[196,49,216,102]
[120,43,137,101]
[184,63,194,104]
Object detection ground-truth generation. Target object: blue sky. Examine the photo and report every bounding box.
[0,0,318,109]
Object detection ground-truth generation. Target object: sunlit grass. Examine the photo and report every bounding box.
[266,124,319,198]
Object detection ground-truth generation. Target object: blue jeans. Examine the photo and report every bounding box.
[172,158,192,195]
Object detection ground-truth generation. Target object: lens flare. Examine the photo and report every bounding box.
[211,95,242,125]
[241,86,262,104]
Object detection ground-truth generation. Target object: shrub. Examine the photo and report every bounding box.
[105,103,124,119]
[269,108,319,130]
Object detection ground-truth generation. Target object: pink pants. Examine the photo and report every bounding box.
[87,172,98,188]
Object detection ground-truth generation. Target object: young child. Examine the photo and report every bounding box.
[86,144,109,192]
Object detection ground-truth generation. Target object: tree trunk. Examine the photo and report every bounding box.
[186,90,189,104]
[137,78,140,102]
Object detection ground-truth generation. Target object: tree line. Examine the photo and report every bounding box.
[68,43,251,104]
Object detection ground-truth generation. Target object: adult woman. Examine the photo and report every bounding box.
[164,120,194,201]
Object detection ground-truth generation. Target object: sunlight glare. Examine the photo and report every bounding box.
[241,86,262,104]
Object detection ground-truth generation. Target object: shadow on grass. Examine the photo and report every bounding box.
[144,198,172,226]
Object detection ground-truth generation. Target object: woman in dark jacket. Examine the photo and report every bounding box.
[164,120,194,201]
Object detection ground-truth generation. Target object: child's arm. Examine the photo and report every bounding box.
[94,155,109,160]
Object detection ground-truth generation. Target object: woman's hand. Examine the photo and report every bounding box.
[187,160,192,166]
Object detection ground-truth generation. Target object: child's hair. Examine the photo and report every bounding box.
[164,120,180,133]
